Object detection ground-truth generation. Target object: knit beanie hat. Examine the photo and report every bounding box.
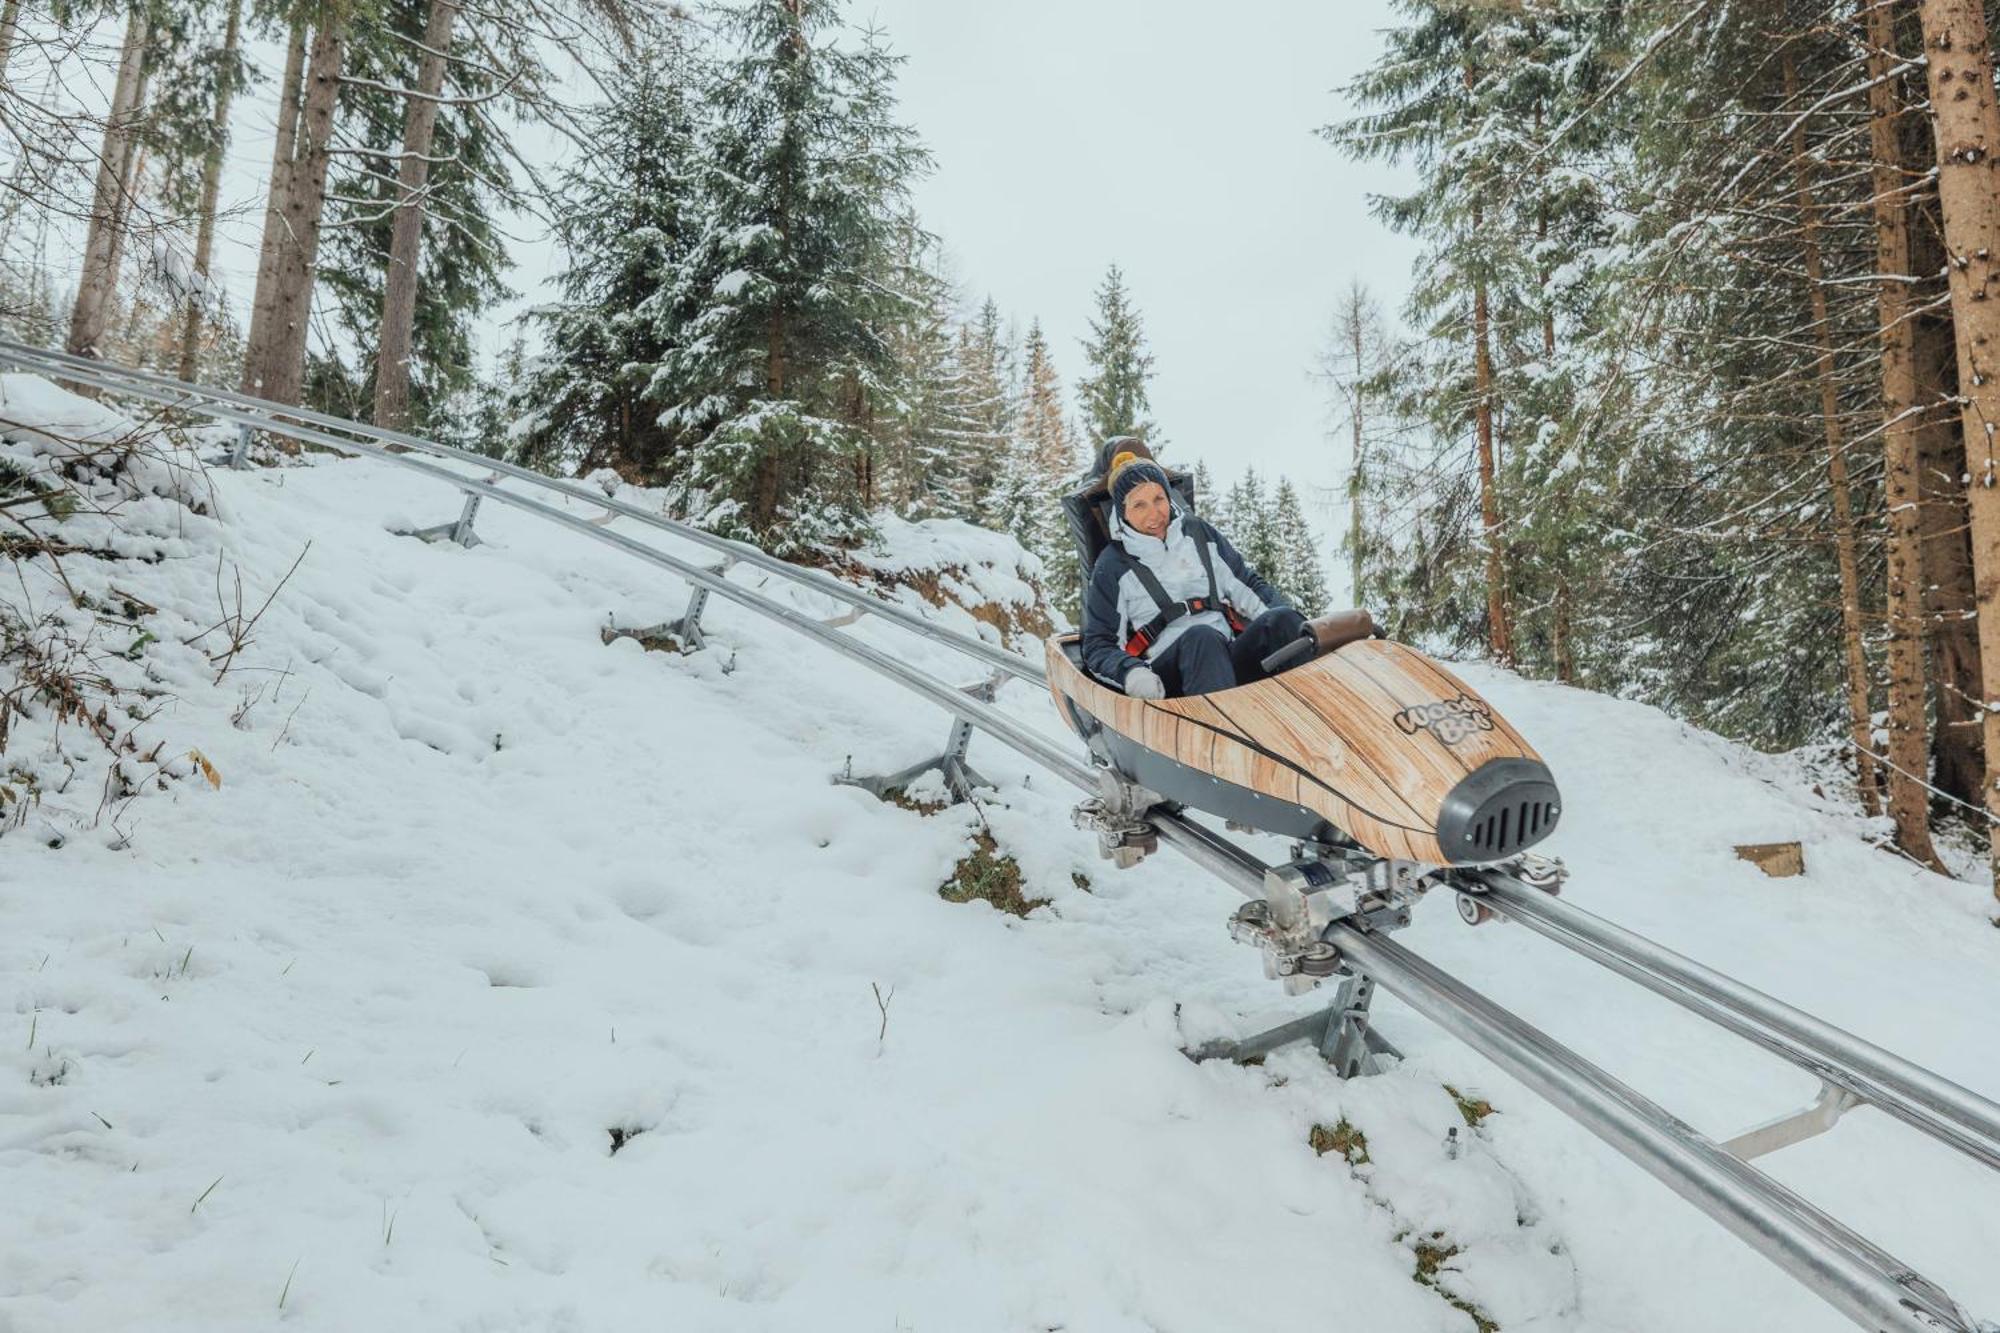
[1108,451,1171,514]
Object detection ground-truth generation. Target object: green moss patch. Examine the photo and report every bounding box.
[939,831,1048,918]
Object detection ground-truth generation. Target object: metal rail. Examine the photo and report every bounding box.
[6,346,1989,1331]
[1152,818,1982,1333]
[0,338,1045,687]
[1476,871,2000,1173]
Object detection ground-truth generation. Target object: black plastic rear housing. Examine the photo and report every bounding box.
[1436,757,1562,864]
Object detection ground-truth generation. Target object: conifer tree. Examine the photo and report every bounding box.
[508,44,703,475]
[1018,318,1082,615]
[1076,262,1157,447]
[1273,478,1329,615]
[650,0,927,552]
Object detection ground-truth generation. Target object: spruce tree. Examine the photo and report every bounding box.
[1273,478,1329,615]
[1076,262,1157,448]
[1018,318,1083,617]
[650,0,927,552]
[874,217,991,519]
[509,43,704,476]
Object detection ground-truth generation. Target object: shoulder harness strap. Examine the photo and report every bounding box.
[1121,527,1244,657]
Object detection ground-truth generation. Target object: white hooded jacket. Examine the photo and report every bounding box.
[1080,495,1287,687]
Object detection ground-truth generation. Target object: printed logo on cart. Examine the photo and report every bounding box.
[1392,695,1494,747]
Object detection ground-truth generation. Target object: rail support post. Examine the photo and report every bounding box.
[228,423,252,470]
[1184,972,1400,1077]
[406,481,491,549]
[601,559,736,653]
[669,585,713,651]
[836,671,1004,806]
[1721,1081,1861,1161]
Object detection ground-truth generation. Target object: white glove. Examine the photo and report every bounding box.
[1125,666,1166,699]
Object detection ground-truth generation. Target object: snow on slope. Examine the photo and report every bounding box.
[3,436,1999,1333]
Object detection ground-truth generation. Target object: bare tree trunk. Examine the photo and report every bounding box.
[1910,192,1985,811]
[1914,299,1985,808]
[1786,51,1883,817]
[242,15,346,406]
[1916,0,2000,892]
[373,0,460,430]
[243,17,307,394]
[0,0,24,77]
[175,0,244,382]
[1553,583,1574,683]
[1471,232,1511,665]
[66,7,149,359]
[101,88,148,309]
[1348,290,1366,606]
[1864,4,1942,870]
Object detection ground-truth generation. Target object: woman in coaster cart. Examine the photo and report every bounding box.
[1080,445,1307,699]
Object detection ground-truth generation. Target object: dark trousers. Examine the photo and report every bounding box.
[1153,608,1308,697]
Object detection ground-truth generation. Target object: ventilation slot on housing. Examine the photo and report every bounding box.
[1465,797,1560,860]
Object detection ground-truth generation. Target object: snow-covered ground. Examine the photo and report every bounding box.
[4,413,2000,1332]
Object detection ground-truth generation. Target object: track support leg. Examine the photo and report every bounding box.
[836,672,1004,806]
[406,488,485,548]
[1185,971,1400,1077]
[602,559,735,653]
[1721,1081,1861,1161]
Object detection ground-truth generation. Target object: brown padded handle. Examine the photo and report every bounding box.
[1307,609,1376,655]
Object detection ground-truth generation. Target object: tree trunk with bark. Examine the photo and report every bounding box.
[176,0,243,382]
[1471,230,1511,665]
[372,0,460,430]
[0,0,24,78]
[1786,51,1883,817]
[246,15,307,364]
[241,15,346,406]
[1864,4,1943,870]
[66,6,149,359]
[1348,298,1366,606]
[1916,0,2000,892]
[1909,195,1987,812]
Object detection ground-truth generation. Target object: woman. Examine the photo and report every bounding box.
[1080,447,1306,699]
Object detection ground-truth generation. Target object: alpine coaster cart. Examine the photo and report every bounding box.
[1050,441,1567,1072]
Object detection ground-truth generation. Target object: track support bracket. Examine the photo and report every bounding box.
[405,483,490,548]
[836,671,1005,806]
[1186,972,1400,1077]
[603,559,736,653]
[1721,1080,1861,1161]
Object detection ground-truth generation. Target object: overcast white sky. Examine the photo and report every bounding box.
[859,0,1420,552]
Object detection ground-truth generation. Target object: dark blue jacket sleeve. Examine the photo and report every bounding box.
[1205,520,1290,611]
[1081,549,1138,686]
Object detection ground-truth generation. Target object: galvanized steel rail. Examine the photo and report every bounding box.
[7,344,1991,1333]
[0,338,1044,687]
[1476,870,2000,1173]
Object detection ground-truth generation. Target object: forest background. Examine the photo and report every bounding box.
[13,0,2000,898]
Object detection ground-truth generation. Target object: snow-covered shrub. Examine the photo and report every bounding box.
[841,512,1054,645]
[0,374,223,846]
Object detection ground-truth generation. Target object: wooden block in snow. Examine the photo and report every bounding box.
[1735,841,1804,878]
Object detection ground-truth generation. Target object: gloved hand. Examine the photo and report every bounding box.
[1125,666,1166,699]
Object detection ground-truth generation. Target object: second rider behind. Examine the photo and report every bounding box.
[1081,446,1307,699]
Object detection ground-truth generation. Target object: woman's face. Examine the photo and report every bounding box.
[1122,480,1171,540]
